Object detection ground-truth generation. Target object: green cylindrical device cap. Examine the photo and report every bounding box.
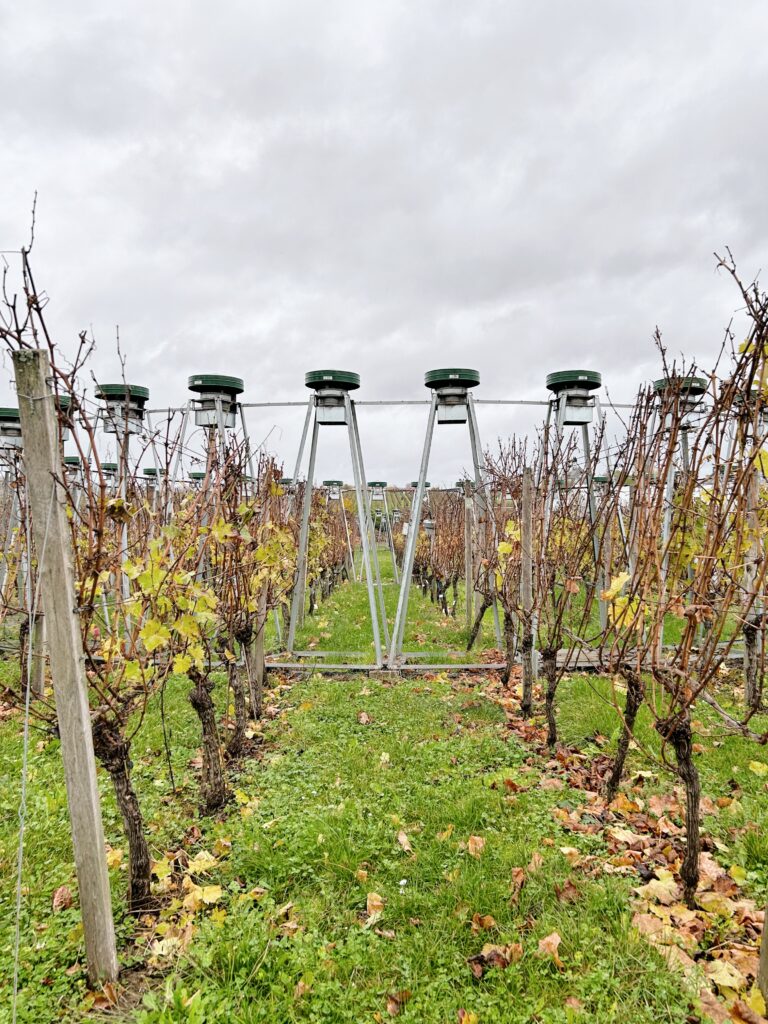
[305,370,360,391]
[424,368,480,390]
[188,374,244,396]
[653,375,707,397]
[95,383,150,402]
[410,481,431,488]
[0,407,20,421]
[545,370,601,393]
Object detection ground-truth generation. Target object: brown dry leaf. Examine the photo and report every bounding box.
[698,988,731,1023]
[375,928,396,940]
[565,996,584,1012]
[457,1011,479,1024]
[470,913,497,934]
[367,892,385,916]
[730,998,767,1023]
[555,879,580,903]
[356,868,369,883]
[540,777,565,791]
[294,979,311,999]
[467,835,486,858]
[90,981,119,1010]
[386,990,411,1016]
[538,931,564,968]
[397,831,413,854]
[357,711,372,725]
[437,824,454,841]
[52,885,73,912]
[510,867,526,904]
[559,846,581,865]
[467,942,522,978]
[527,851,543,873]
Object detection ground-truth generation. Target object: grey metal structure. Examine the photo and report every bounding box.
[389,369,502,666]
[541,370,607,630]
[286,372,388,666]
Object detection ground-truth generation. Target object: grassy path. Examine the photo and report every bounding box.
[131,673,694,1024]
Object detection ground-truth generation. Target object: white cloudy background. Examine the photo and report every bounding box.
[1,0,766,482]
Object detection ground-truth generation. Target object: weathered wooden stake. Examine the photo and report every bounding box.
[14,349,118,984]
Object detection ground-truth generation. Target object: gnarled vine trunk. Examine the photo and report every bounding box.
[543,648,558,747]
[92,716,153,913]
[189,668,228,814]
[467,597,491,651]
[604,670,644,802]
[226,657,247,759]
[659,710,701,908]
[501,609,516,686]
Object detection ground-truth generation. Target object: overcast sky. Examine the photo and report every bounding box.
[1,1,767,483]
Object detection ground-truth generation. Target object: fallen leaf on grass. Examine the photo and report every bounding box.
[538,931,564,968]
[367,891,385,913]
[52,885,73,912]
[471,913,497,933]
[555,879,580,903]
[397,831,413,854]
[437,824,454,841]
[527,851,543,873]
[706,958,747,994]
[467,942,523,977]
[186,850,218,875]
[458,1011,479,1024]
[105,847,124,870]
[386,990,411,1016]
[510,867,526,904]
[357,711,372,725]
[467,835,486,858]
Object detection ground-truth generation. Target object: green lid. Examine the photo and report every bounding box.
[411,481,431,488]
[95,384,150,402]
[143,467,166,477]
[64,456,81,467]
[188,374,244,396]
[189,471,206,480]
[56,395,71,411]
[305,370,360,391]
[0,408,20,422]
[592,475,610,484]
[102,462,118,472]
[546,370,602,393]
[368,480,387,488]
[279,477,294,485]
[424,368,480,390]
[322,479,344,486]
[456,480,470,488]
[653,375,707,397]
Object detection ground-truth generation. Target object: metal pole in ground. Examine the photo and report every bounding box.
[389,394,438,664]
[345,394,383,667]
[349,403,389,649]
[287,410,319,651]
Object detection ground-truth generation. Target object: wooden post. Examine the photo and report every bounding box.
[759,906,768,1002]
[521,467,535,713]
[463,481,473,631]
[14,349,118,985]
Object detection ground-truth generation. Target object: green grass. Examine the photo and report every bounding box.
[286,547,499,664]
[1,575,766,1021]
[130,675,695,1023]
